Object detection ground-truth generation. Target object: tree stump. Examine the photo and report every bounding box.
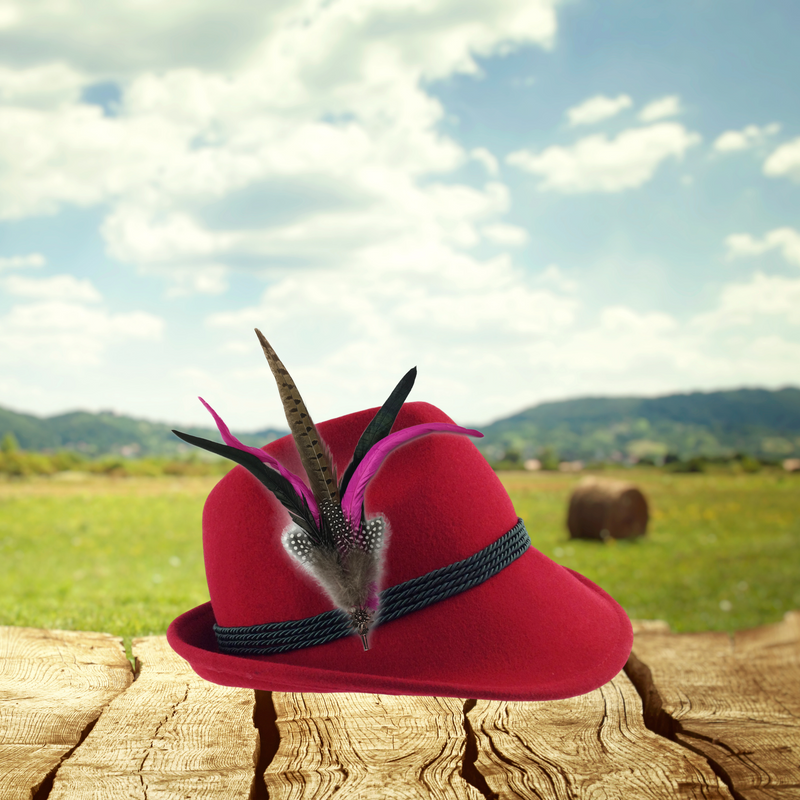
[567,477,649,540]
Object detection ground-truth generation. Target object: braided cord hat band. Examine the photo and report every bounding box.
[214,518,531,655]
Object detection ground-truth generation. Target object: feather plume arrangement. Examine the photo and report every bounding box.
[172,330,483,650]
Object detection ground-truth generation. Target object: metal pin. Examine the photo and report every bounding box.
[360,633,369,651]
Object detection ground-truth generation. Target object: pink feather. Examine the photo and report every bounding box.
[340,423,483,527]
[199,397,320,524]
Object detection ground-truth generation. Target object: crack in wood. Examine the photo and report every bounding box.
[460,699,498,800]
[624,653,744,800]
[668,736,747,800]
[252,690,279,800]
[32,714,102,800]
[134,683,190,799]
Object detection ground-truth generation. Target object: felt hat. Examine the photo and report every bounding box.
[168,395,633,700]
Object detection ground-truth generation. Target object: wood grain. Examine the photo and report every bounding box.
[627,611,800,800]
[0,626,132,800]
[467,670,732,799]
[45,635,259,799]
[265,692,483,800]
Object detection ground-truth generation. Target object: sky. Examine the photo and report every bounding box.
[0,0,798,431]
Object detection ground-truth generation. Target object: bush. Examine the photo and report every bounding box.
[665,456,706,473]
[736,454,762,474]
[1,432,19,454]
[538,446,560,471]
[163,459,217,476]
[49,450,87,472]
[0,450,59,476]
[0,447,235,478]
[0,451,32,476]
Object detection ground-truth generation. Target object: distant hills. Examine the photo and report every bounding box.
[0,405,287,457]
[1,386,799,462]
[471,387,800,463]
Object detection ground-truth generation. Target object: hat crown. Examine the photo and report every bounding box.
[203,401,518,630]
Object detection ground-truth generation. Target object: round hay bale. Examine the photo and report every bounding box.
[566,477,649,540]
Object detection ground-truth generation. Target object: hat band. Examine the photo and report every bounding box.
[213,517,530,655]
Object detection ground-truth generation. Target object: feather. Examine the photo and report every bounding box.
[254,329,339,508]
[340,423,483,529]
[338,366,417,496]
[197,397,319,524]
[308,545,377,610]
[283,520,384,649]
[174,331,485,651]
[171,429,321,542]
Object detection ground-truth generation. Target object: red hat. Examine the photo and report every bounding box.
[168,349,632,700]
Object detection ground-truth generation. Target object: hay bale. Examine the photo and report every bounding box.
[567,477,649,540]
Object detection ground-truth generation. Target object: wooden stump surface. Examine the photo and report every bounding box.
[45,636,259,800]
[627,610,800,800]
[265,692,482,800]
[1,614,798,800]
[467,670,730,799]
[0,627,132,800]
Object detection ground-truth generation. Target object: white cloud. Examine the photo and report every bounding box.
[599,305,677,334]
[638,95,682,122]
[0,0,559,82]
[391,268,576,336]
[482,223,528,245]
[0,102,193,218]
[534,264,578,293]
[0,301,164,367]
[101,207,234,266]
[471,147,499,175]
[0,2,296,75]
[0,252,45,271]
[740,336,800,374]
[724,227,800,266]
[0,1,562,294]
[0,4,20,29]
[164,265,229,297]
[203,249,581,424]
[102,179,511,272]
[498,297,798,413]
[0,63,84,108]
[506,123,701,193]
[692,272,800,330]
[713,123,780,153]
[566,94,632,126]
[151,245,800,428]
[2,274,103,302]
[764,137,800,182]
[525,307,688,382]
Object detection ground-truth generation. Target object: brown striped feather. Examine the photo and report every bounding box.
[254,329,339,506]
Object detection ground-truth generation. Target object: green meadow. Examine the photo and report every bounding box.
[0,469,798,659]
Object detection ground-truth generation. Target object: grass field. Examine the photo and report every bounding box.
[1,469,798,660]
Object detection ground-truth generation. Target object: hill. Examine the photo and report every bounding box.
[0,405,287,457]
[471,387,800,463]
[2,386,799,462]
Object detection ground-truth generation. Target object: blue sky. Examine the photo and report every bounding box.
[0,0,798,431]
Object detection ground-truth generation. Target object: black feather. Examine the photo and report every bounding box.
[171,429,322,543]
[338,366,417,496]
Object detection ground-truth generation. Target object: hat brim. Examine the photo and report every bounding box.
[167,546,633,701]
